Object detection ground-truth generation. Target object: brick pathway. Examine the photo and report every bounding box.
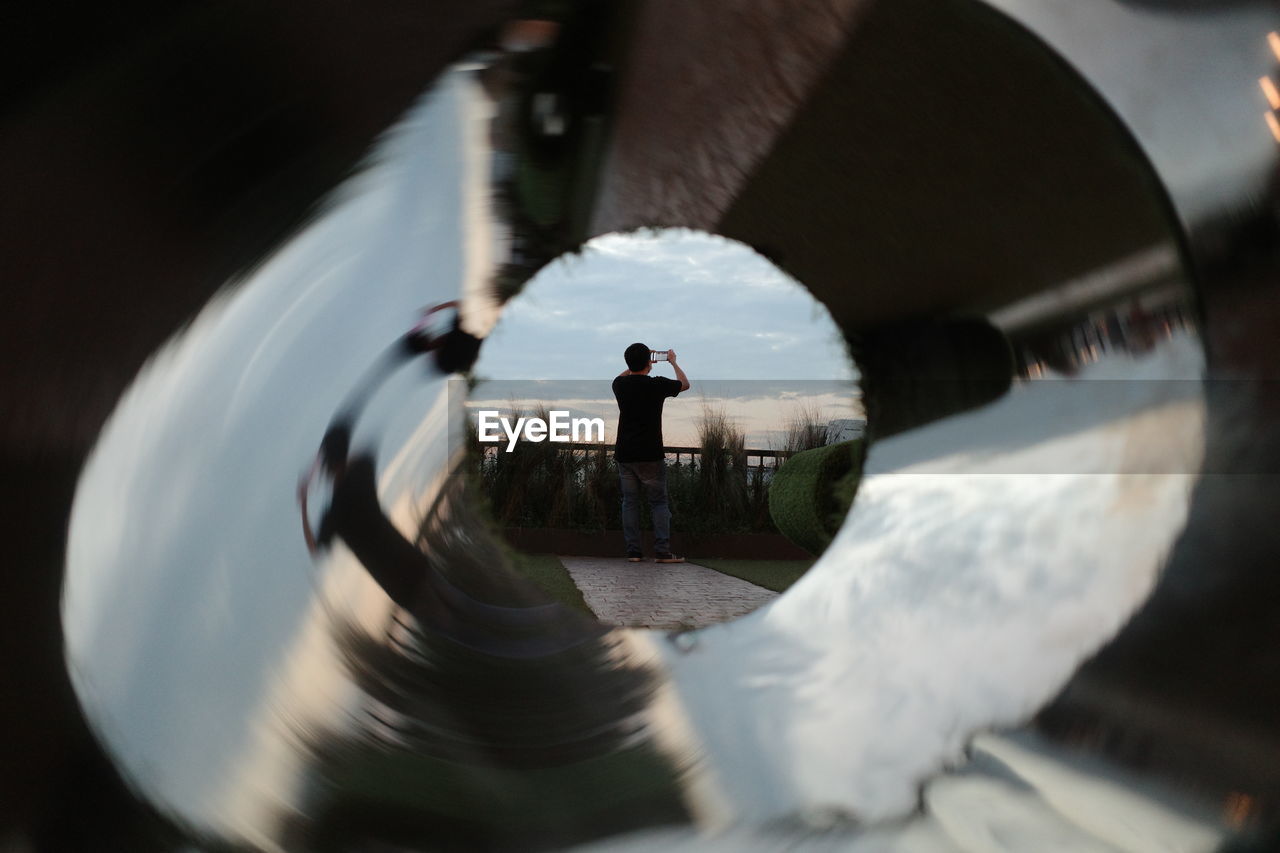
[557,557,778,630]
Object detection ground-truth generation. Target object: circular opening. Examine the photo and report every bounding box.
[464,228,864,629]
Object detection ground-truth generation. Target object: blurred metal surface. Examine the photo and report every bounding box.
[4,0,1279,849]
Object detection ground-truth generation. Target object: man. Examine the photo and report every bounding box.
[612,342,691,563]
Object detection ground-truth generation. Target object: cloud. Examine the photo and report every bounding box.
[475,230,858,382]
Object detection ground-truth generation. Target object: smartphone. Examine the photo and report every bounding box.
[649,350,670,363]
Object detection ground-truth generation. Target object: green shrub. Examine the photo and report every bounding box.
[768,439,863,555]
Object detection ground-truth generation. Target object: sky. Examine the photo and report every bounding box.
[470,229,863,446]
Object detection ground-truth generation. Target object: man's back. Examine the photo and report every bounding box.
[612,374,682,462]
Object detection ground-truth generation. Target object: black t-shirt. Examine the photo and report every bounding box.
[612,374,682,462]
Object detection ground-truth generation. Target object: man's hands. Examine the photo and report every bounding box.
[668,350,691,391]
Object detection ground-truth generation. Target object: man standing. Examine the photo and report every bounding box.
[612,342,690,563]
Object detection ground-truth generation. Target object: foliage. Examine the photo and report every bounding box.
[470,406,778,535]
[767,439,864,556]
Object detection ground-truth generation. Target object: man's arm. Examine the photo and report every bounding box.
[668,349,691,392]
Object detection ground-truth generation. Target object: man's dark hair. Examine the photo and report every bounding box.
[624,342,650,372]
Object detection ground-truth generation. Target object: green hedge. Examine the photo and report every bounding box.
[768,440,863,556]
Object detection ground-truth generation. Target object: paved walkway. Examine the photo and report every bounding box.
[558,557,778,630]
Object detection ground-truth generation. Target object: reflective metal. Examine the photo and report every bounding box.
[39,0,1280,849]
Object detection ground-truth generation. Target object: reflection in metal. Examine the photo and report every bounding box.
[53,0,1280,850]
[659,317,1207,827]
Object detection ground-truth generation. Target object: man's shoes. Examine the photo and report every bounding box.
[654,553,685,563]
[626,552,644,562]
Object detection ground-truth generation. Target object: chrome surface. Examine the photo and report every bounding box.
[28,0,1280,849]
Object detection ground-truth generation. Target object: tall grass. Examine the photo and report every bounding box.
[686,405,747,535]
[474,404,584,528]
[469,405,777,535]
[746,463,775,534]
[778,402,830,454]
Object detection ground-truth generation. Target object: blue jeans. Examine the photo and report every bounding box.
[618,460,671,555]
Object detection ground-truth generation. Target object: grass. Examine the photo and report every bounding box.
[506,551,594,617]
[778,402,831,453]
[689,558,815,594]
